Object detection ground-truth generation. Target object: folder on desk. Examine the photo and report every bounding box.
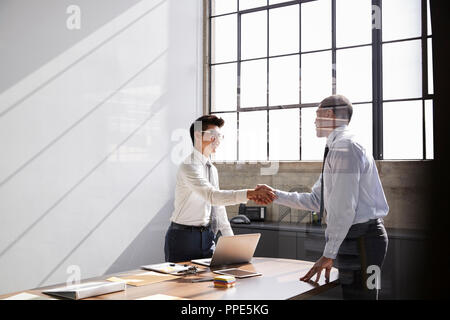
[42,281,126,300]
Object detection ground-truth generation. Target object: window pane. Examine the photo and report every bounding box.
[382,0,421,41]
[211,63,237,112]
[212,113,237,161]
[336,0,372,47]
[211,0,237,16]
[301,51,332,104]
[211,15,237,63]
[301,107,327,160]
[269,109,300,160]
[239,111,267,161]
[239,0,267,11]
[427,0,432,36]
[301,0,332,52]
[269,0,290,4]
[383,101,423,159]
[348,104,373,155]
[336,46,372,103]
[425,100,434,159]
[383,40,422,100]
[240,59,267,108]
[269,55,299,106]
[428,38,434,95]
[241,11,267,60]
[269,5,299,56]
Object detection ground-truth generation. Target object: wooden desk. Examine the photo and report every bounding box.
[0,258,339,300]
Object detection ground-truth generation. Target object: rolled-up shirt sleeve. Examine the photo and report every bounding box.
[181,163,248,206]
[322,144,361,259]
[273,178,322,212]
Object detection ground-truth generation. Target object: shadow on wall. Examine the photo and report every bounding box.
[0,0,201,295]
[104,200,173,274]
[104,0,204,276]
[0,0,143,94]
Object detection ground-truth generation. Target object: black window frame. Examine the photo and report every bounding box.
[207,0,434,161]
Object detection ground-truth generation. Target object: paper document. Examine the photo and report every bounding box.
[106,271,179,287]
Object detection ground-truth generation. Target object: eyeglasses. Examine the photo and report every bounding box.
[175,265,200,275]
[201,130,224,141]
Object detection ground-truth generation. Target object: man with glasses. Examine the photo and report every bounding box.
[164,115,277,263]
[255,95,389,300]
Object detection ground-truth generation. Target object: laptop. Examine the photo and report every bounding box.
[191,233,261,267]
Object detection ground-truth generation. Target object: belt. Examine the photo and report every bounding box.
[170,222,211,232]
[345,218,386,241]
[354,218,383,226]
[363,218,383,224]
[368,218,383,225]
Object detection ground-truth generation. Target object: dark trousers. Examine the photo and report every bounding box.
[164,222,216,263]
[335,218,388,300]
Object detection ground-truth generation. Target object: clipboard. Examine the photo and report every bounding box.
[141,262,194,275]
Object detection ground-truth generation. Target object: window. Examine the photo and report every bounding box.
[383,40,422,100]
[269,108,300,160]
[208,0,433,161]
[238,110,267,161]
[382,0,434,160]
[383,100,423,159]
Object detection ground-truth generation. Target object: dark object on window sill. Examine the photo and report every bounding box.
[230,214,251,224]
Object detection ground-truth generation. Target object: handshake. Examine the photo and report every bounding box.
[247,184,277,205]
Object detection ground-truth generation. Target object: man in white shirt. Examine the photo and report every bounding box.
[256,95,389,300]
[164,115,276,263]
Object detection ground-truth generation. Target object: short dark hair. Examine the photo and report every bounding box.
[189,115,225,145]
[319,95,353,123]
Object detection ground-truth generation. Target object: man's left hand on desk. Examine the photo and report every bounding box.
[300,256,333,284]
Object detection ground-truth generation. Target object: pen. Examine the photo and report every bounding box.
[190,277,214,283]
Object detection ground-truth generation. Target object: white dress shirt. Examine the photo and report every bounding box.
[274,125,389,259]
[170,148,248,236]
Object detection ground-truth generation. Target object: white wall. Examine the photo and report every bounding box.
[0,0,203,294]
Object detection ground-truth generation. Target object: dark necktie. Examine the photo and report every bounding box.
[206,161,212,184]
[319,145,330,224]
[206,161,217,233]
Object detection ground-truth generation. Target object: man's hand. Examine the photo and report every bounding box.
[255,184,274,192]
[247,187,277,205]
[250,184,276,205]
[300,256,333,284]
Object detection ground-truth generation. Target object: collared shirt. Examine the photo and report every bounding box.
[170,148,248,236]
[274,125,389,259]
